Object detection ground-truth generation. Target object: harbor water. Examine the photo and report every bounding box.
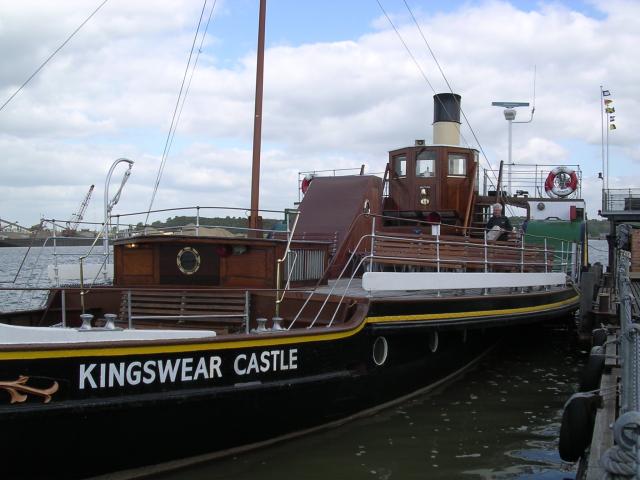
[0,245,109,313]
[0,241,609,479]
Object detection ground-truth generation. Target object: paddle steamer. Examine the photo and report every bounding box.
[0,90,587,478]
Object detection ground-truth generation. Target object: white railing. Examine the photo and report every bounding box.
[287,214,579,330]
[602,188,640,213]
[483,163,582,198]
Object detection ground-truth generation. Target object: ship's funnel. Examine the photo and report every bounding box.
[433,93,461,145]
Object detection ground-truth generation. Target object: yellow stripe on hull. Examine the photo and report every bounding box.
[0,294,579,361]
[367,295,579,323]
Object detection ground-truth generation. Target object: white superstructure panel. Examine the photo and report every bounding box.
[362,271,567,291]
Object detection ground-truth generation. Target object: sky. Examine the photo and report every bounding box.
[0,0,638,229]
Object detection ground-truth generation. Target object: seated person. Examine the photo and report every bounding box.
[486,203,513,241]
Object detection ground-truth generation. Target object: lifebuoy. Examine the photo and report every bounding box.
[301,174,314,194]
[544,167,578,198]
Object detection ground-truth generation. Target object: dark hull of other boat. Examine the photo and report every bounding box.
[1,328,489,479]
[0,237,98,247]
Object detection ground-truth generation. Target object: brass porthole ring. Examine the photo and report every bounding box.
[177,247,201,275]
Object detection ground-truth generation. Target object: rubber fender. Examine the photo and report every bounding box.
[559,393,599,462]
[592,328,607,347]
[579,348,605,392]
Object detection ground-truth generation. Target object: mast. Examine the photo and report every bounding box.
[249,0,266,232]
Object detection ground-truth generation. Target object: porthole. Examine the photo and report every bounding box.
[177,247,201,275]
[429,331,439,353]
[373,336,388,366]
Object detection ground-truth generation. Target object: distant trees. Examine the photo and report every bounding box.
[145,216,282,230]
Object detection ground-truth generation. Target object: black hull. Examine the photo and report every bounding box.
[0,286,579,479]
[2,326,494,479]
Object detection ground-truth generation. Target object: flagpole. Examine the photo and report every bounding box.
[600,85,605,191]
[606,114,610,191]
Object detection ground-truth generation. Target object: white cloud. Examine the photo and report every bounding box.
[1,0,638,227]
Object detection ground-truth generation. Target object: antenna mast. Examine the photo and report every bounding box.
[491,101,530,196]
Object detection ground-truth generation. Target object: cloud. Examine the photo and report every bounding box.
[0,0,638,227]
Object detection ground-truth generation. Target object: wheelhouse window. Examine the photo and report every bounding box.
[448,154,467,176]
[416,150,436,177]
[394,155,407,177]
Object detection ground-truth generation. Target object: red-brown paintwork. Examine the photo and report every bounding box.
[384,145,478,224]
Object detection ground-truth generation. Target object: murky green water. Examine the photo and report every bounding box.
[153,326,584,480]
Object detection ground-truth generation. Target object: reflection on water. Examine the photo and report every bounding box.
[154,326,582,480]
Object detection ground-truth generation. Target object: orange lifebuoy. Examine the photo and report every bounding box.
[544,167,578,198]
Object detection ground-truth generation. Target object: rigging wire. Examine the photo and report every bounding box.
[0,0,109,113]
[145,0,217,225]
[401,0,497,188]
[162,0,218,185]
[377,0,527,220]
[374,0,473,150]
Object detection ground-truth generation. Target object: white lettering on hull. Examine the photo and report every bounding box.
[233,349,298,376]
[78,349,298,390]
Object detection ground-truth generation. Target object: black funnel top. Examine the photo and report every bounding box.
[433,93,461,124]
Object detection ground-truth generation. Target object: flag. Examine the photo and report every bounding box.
[603,90,611,96]
[606,107,615,114]
[604,99,613,105]
[610,124,616,130]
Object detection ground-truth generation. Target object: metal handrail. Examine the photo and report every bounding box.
[274,211,301,317]
[288,215,575,330]
[79,229,109,313]
[600,251,640,476]
[288,228,375,330]
[482,163,583,198]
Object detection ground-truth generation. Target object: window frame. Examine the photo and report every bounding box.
[416,150,436,178]
[447,153,467,177]
[393,154,407,178]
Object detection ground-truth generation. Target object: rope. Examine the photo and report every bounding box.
[374,0,473,151]
[601,445,637,478]
[401,0,496,188]
[0,0,109,113]
[144,0,216,225]
[161,0,218,185]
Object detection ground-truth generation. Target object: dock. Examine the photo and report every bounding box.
[576,256,640,478]
[569,188,640,478]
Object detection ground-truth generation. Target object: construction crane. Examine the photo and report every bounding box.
[65,185,94,234]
